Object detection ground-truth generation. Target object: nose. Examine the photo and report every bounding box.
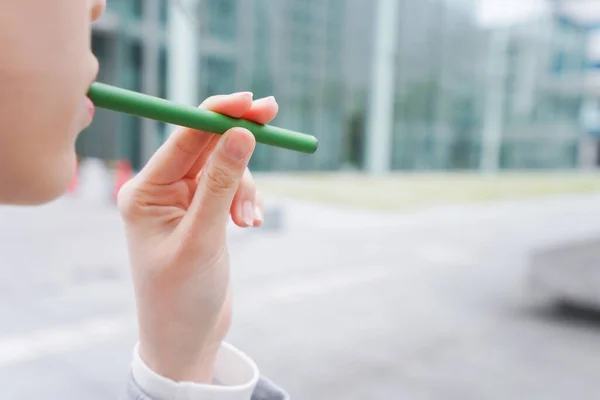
[91,0,107,22]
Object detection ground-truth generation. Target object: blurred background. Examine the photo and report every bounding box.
[86,0,600,173]
[4,0,600,398]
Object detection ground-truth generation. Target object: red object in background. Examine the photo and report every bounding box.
[113,159,133,201]
[67,159,79,193]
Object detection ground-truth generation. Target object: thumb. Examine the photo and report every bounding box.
[183,127,256,236]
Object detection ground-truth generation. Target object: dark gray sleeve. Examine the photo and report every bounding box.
[123,371,289,400]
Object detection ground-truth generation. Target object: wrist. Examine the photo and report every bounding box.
[133,282,232,383]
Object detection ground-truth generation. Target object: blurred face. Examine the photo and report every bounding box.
[0,0,105,205]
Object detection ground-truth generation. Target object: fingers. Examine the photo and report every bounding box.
[185,96,280,180]
[137,92,254,185]
[253,191,264,228]
[180,127,256,237]
[230,169,264,228]
[201,92,254,118]
[240,96,279,125]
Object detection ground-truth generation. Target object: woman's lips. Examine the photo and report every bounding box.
[85,96,95,119]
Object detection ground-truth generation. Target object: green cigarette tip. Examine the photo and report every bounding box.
[87,82,318,155]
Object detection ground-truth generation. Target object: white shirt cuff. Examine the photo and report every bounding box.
[131,342,260,400]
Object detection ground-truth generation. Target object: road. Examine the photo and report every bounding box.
[1,191,600,399]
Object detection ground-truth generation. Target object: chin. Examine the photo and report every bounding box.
[33,179,72,205]
[5,155,77,206]
[0,186,63,207]
[10,179,71,206]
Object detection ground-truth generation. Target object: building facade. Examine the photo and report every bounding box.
[391,0,484,171]
[195,0,349,171]
[482,7,588,170]
[365,0,589,172]
[84,0,350,171]
[82,0,169,170]
[82,0,593,172]
[558,1,600,168]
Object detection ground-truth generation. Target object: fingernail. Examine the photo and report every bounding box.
[257,96,275,104]
[243,201,255,226]
[254,205,263,226]
[224,130,253,160]
[236,92,253,99]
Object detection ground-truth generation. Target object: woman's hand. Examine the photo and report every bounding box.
[117,92,278,383]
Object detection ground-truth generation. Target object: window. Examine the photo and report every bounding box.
[129,41,143,92]
[552,51,565,74]
[130,0,143,19]
[159,0,168,27]
[158,47,169,140]
[106,0,122,13]
[253,0,271,82]
[201,56,236,98]
[158,47,168,99]
[206,0,237,41]
[122,40,144,170]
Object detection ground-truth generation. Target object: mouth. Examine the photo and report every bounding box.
[84,95,95,119]
[84,57,100,121]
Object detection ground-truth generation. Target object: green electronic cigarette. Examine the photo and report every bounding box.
[87,82,318,154]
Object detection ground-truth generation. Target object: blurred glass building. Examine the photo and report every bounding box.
[562,1,600,168]
[82,0,592,172]
[82,0,170,170]
[478,3,589,170]
[389,0,484,171]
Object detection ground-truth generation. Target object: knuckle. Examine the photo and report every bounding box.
[173,135,199,155]
[204,163,237,196]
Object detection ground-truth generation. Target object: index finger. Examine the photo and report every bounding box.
[137,92,254,185]
[185,96,281,180]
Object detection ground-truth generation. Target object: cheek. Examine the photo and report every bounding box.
[0,75,84,205]
[0,2,93,205]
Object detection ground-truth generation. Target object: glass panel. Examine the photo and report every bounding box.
[159,0,169,27]
[158,46,169,142]
[200,56,236,98]
[122,40,143,170]
[205,0,237,41]
[130,0,144,19]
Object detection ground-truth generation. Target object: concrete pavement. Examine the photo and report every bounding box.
[0,192,600,398]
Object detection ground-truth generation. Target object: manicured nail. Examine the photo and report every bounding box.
[254,205,263,226]
[256,96,275,104]
[224,129,253,160]
[236,92,254,99]
[243,201,255,226]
